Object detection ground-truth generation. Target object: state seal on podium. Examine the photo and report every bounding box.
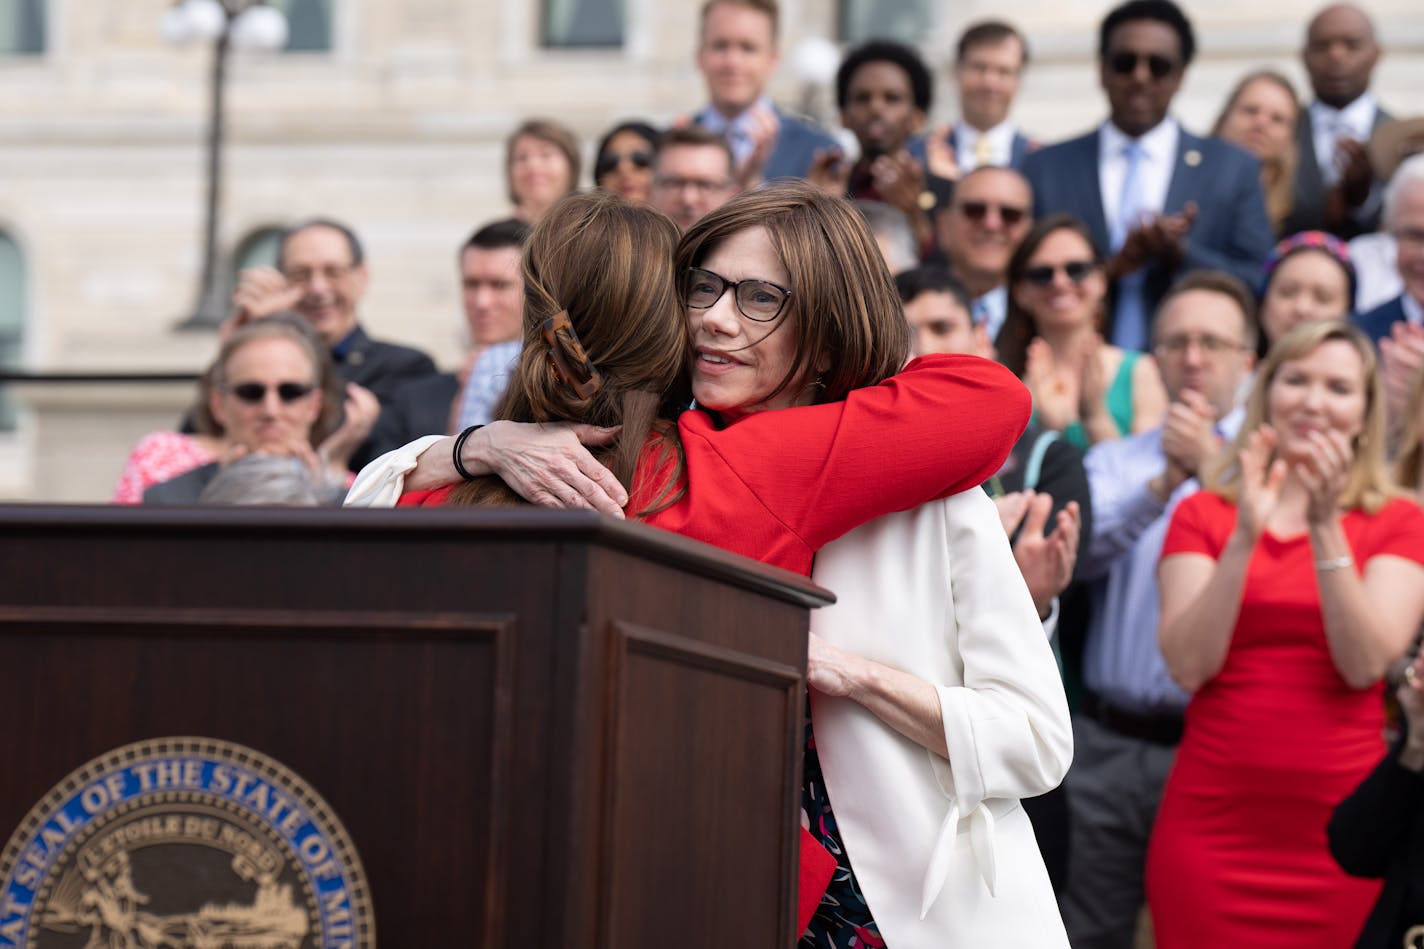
[0,737,373,949]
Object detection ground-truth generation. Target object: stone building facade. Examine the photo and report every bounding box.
[0,0,1419,500]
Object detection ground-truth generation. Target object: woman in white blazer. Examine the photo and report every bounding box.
[803,488,1073,947]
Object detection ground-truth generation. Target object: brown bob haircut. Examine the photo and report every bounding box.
[677,179,910,408]
[449,191,689,511]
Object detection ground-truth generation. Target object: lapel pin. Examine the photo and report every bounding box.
[1184,149,1202,167]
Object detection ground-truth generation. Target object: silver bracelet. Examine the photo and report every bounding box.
[1315,556,1354,572]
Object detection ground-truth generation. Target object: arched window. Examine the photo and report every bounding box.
[0,0,45,54]
[269,0,332,52]
[0,232,26,432]
[231,226,284,276]
[543,0,624,48]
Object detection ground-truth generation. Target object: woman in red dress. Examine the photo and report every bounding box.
[1148,320,1424,948]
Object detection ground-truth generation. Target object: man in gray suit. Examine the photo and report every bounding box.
[1283,3,1392,239]
[692,0,837,186]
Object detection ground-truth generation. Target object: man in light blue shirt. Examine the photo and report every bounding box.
[693,0,837,185]
[1060,271,1257,949]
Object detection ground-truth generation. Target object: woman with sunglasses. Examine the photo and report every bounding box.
[136,315,373,504]
[350,184,1071,944]
[998,213,1167,450]
[593,120,658,206]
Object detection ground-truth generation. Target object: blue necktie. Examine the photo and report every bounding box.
[1111,141,1149,351]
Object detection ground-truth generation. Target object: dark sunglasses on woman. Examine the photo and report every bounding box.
[228,382,316,404]
[595,150,653,178]
[1022,261,1097,287]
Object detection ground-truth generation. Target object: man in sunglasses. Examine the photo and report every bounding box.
[934,166,1034,344]
[227,218,438,469]
[1023,0,1272,353]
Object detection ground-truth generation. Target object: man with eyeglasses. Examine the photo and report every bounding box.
[228,218,437,469]
[933,166,1034,345]
[1063,270,1257,949]
[1023,0,1272,354]
[651,127,742,233]
[938,20,1036,175]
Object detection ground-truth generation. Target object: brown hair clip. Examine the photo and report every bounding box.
[541,310,604,400]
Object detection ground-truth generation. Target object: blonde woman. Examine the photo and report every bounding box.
[1148,321,1424,947]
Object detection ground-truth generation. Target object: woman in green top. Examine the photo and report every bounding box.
[998,214,1167,450]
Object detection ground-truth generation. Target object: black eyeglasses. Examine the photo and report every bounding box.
[1022,260,1097,287]
[227,382,316,404]
[595,150,653,178]
[957,201,1029,227]
[1107,51,1178,79]
[684,267,792,322]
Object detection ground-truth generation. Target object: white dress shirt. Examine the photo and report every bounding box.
[1098,118,1179,234]
[698,95,774,170]
[954,120,1019,172]
[1310,94,1378,188]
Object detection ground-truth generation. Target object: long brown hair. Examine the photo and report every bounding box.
[1201,320,1396,513]
[997,213,1106,378]
[677,180,910,407]
[448,191,689,511]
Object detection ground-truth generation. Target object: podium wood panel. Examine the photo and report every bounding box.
[0,505,831,948]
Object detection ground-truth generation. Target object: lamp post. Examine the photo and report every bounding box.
[161,0,288,328]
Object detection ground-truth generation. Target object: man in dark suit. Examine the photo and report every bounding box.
[692,0,837,185]
[1282,3,1391,239]
[939,21,1035,174]
[1023,0,1273,353]
[229,218,438,468]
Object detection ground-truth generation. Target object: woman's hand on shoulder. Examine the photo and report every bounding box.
[479,420,629,516]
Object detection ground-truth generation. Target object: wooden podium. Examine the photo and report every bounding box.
[0,505,832,948]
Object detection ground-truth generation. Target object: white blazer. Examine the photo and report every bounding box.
[809,489,1072,948]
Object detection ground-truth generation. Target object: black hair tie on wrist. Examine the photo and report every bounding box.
[452,425,483,481]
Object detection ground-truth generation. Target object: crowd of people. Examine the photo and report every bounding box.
[105,0,1424,945]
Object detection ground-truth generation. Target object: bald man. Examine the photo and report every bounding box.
[1283,3,1393,238]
